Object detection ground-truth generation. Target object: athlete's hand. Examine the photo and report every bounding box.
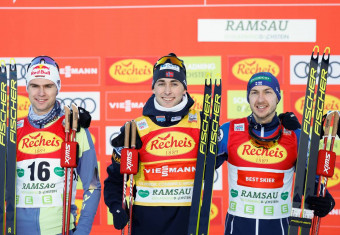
[111,205,129,230]
[278,112,301,130]
[306,194,335,217]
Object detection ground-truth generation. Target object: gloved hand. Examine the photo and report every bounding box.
[67,106,92,132]
[111,205,129,230]
[306,193,335,217]
[78,107,92,129]
[278,112,301,130]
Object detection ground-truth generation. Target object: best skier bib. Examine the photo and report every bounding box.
[227,118,298,219]
[134,109,200,206]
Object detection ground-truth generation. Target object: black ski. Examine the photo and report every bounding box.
[289,46,319,234]
[187,75,212,235]
[198,75,221,235]
[300,48,330,235]
[0,61,7,235]
[6,60,17,235]
[289,47,330,234]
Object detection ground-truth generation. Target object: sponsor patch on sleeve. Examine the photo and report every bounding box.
[188,113,197,123]
[17,119,24,129]
[218,128,223,142]
[234,123,244,131]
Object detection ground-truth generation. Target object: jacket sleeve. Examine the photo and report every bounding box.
[74,128,101,235]
[104,157,124,213]
[104,126,125,213]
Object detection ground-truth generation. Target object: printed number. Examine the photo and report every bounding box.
[28,161,51,181]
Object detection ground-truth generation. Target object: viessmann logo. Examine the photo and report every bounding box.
[60,66,98,78]
[109,59,153,83]
[294,94,340,115]
[146,132,195,156]
[109,100,145,112]
[143,161,196,181]
[18,131,63,154]
[237,141,287,164]
[232,58,280,81]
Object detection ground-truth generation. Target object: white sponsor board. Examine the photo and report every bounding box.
[198,19,316,42]
[57,91,100,120]
[290,55,340,85]
[105,126,122,155]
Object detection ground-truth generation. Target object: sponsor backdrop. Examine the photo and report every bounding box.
[1,1,340,234]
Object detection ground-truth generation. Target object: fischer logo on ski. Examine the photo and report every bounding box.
[187,73,221,235]
[0,60,7,235]
[288,46,331,235]
[4,59,18,235]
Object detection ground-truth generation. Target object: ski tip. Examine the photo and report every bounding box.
[323,47,331,60]
[0,60,6,73]
[312,45,319,58]
[9,58,16,71]
[205,72,212,85]
[214,73,221,86]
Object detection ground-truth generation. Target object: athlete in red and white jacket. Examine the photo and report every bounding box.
[217,72,335,235]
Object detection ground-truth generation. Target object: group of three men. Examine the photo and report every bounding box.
[15,54,335,235]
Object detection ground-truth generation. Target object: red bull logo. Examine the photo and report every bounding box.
[31,65,51,76]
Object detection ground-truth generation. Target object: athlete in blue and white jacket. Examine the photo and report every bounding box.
[15,56,101,235]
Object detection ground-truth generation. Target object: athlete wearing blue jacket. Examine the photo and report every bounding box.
[217,72,335,235]
[15,56,101,235]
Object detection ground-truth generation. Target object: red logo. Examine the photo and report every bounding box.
[31,65,51,76]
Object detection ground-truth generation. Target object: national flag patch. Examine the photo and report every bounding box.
[234,123,244,131]
[156,116,166,122]
[166,71,174,78]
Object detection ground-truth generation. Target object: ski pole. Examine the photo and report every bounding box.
[121,121,130,235]
[120,121,138,235]
[312,111,339,235]
[128,120,137,235]
[61,104,79,235]
[62,105,71,235]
